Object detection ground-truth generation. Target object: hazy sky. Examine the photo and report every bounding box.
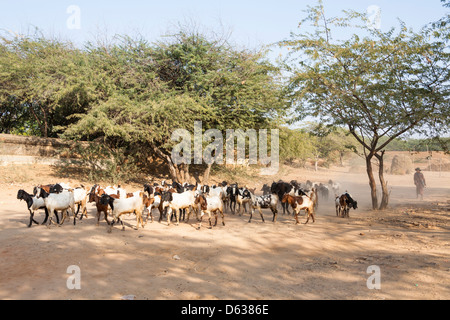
[1,0,447,51]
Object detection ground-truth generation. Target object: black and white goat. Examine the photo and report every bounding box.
[248,190,279,223]
[17,189,53,227]
[335,192,358,218]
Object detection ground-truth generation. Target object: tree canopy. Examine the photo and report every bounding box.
[280,1,450,209]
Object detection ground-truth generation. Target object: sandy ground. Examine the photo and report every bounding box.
[0,163,449,300]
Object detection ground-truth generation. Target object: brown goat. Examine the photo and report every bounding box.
[88,189,110,226]
[282,194,315,225]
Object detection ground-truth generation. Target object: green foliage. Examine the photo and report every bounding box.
[280,1,449,209]
[281,2,449,155]
[0,36,99,137]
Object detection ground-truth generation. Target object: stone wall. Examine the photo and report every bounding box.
[0,134,85,166]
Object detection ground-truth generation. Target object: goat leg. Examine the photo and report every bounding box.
[197,213,203,230]
[108,219,115,233]
[213,211,218,227]
[104,211,110,225]
[220,210,225,226]
[54,210,60,224]
[259,208,265,223]
[271,208,278,223]
[59,210,67,226]
[294,211,300,225]
[28,209,37,228]
[42,209,49,225]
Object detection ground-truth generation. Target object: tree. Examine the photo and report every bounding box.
[307,123,358,170]
[63,30,286,183]
[281,1,449,210]
[279,127,315,167]
[0,35,97,138]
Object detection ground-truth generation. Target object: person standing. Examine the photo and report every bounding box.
[414,168,426,200]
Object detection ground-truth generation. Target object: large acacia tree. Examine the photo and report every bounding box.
[282,2,449,210]
[63,31,286,183]
[0,36,97,138]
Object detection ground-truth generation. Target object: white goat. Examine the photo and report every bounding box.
[104,185,127,199]
[101,192,145,232]
[192,194,225,229]
[72,186,90,220]
[162,190,196,226]
[37,188,76,226]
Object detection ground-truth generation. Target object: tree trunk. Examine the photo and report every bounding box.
[183,164,191,184]
[202,164,212,185]
[366,153,378,210]
[376,151,389,210]
[314,155,319,172]
[168,162,180,183]
[149,143,180,183]
[339,151,344,166]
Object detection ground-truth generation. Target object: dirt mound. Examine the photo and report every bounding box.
[390,155,413,175]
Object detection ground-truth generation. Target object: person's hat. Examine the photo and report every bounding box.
[415,168,421,171]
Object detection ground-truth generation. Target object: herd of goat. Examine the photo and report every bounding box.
[16,179,358,232]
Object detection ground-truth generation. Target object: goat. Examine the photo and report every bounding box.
[161,190,196,226]
[100,192,145,232]
[335,192,358,218]
[226,183,239,214]
[88,188,110,226]
[261,184,271,196]
[307,187,319,211]
[104,185,127,199]
[328,180,340,196]
[282,194,315,225]
[143,184,154,196]
[271,181,292,215]
[37,188,76,226]
[193,194,225,229]
[289,182,308,197]
[17,189,53,227]
[200,184,210,195]
[143,192,162,223]
[72,186,90,221]
[317,183,329,201]
[248,190,279,223]
[210,183,229,212]
[32,184,63,197]
[236,187,252,215]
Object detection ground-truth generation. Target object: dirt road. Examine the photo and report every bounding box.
[0,164,449,300]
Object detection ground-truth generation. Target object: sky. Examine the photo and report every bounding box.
[1,0,446,136]
[1,0,447,56]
